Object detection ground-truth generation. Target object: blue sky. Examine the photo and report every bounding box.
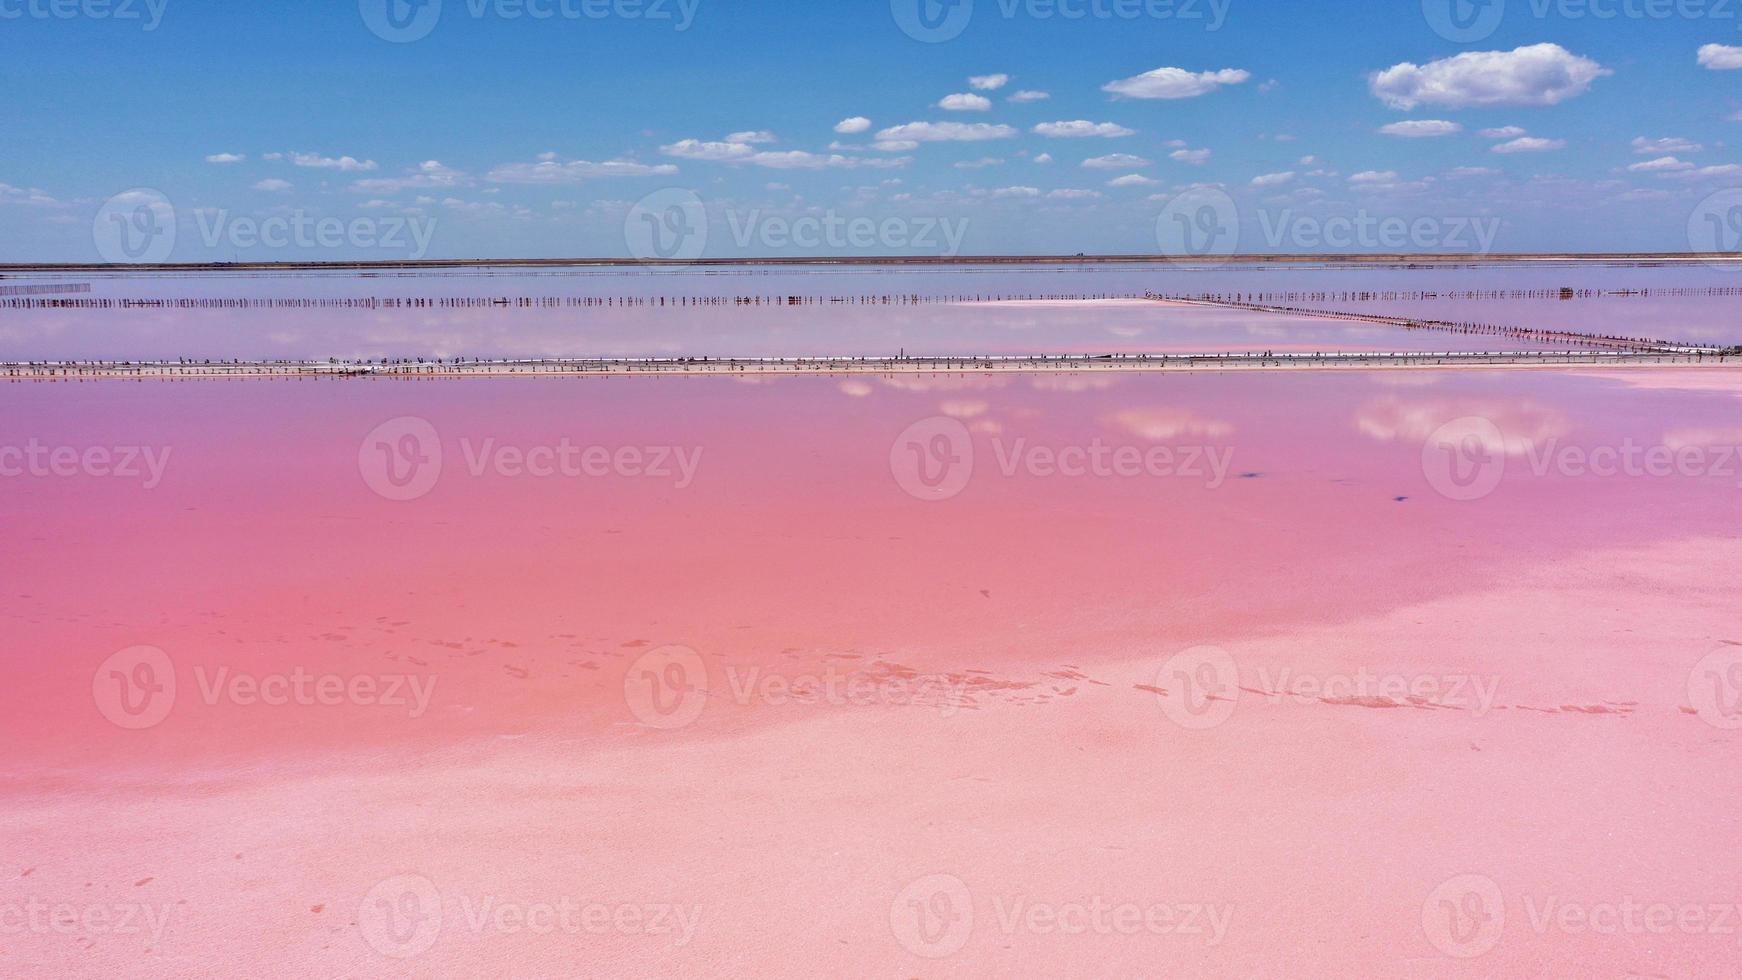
[2,0,1741,260]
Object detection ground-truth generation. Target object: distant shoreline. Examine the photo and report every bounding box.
[3,253,1742,274]
[5,351,1734,381]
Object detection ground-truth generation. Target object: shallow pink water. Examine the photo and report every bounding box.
[3,368,1742,976]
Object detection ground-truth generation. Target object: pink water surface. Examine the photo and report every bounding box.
[3,367,1742,976]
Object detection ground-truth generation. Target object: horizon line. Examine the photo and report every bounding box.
[4,252,1742,273]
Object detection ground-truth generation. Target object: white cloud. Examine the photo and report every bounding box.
[254,178,292,191]
[1628,156,1695,173]
[1668,164,1742,179]
[1698,43,1742,70]
[1632,136,1701,154]
[1478,126,1527,139]
[660,137,911,170]
[1032,120,1135,138]
[1492,136,1565,153]
[876,121,1018,142]
[289,152,378,172]
[1008,90,1050,103]
[938,93,993,111]
[1444,166,1499,178]
[1170,148,1212,165]
[749,150,909,170]
[726,130,777,144]
[0,183,59,207]
[660,139,756,161]
[1102,66,1250,100]
[1107,173,1160,187]
[1349,170,1400,185]
[834,117,872,134]
[1250,171,1295,187]
[486,158,679,183]
[205,152,245,164]
[954,157,1004,169]
[1369,44,1609,109]
[1046,188,1102,199]
[990,186,1041,198]
[351,160,469,193]
[968,73,1011,91]
[873,140,921,152]
[1298,155,1318,165]
[1081,153,1151,169]
[1378,120,1463,138]
[1033,153,1053,164]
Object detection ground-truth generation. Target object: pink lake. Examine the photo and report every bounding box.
[4,358,1742,976]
